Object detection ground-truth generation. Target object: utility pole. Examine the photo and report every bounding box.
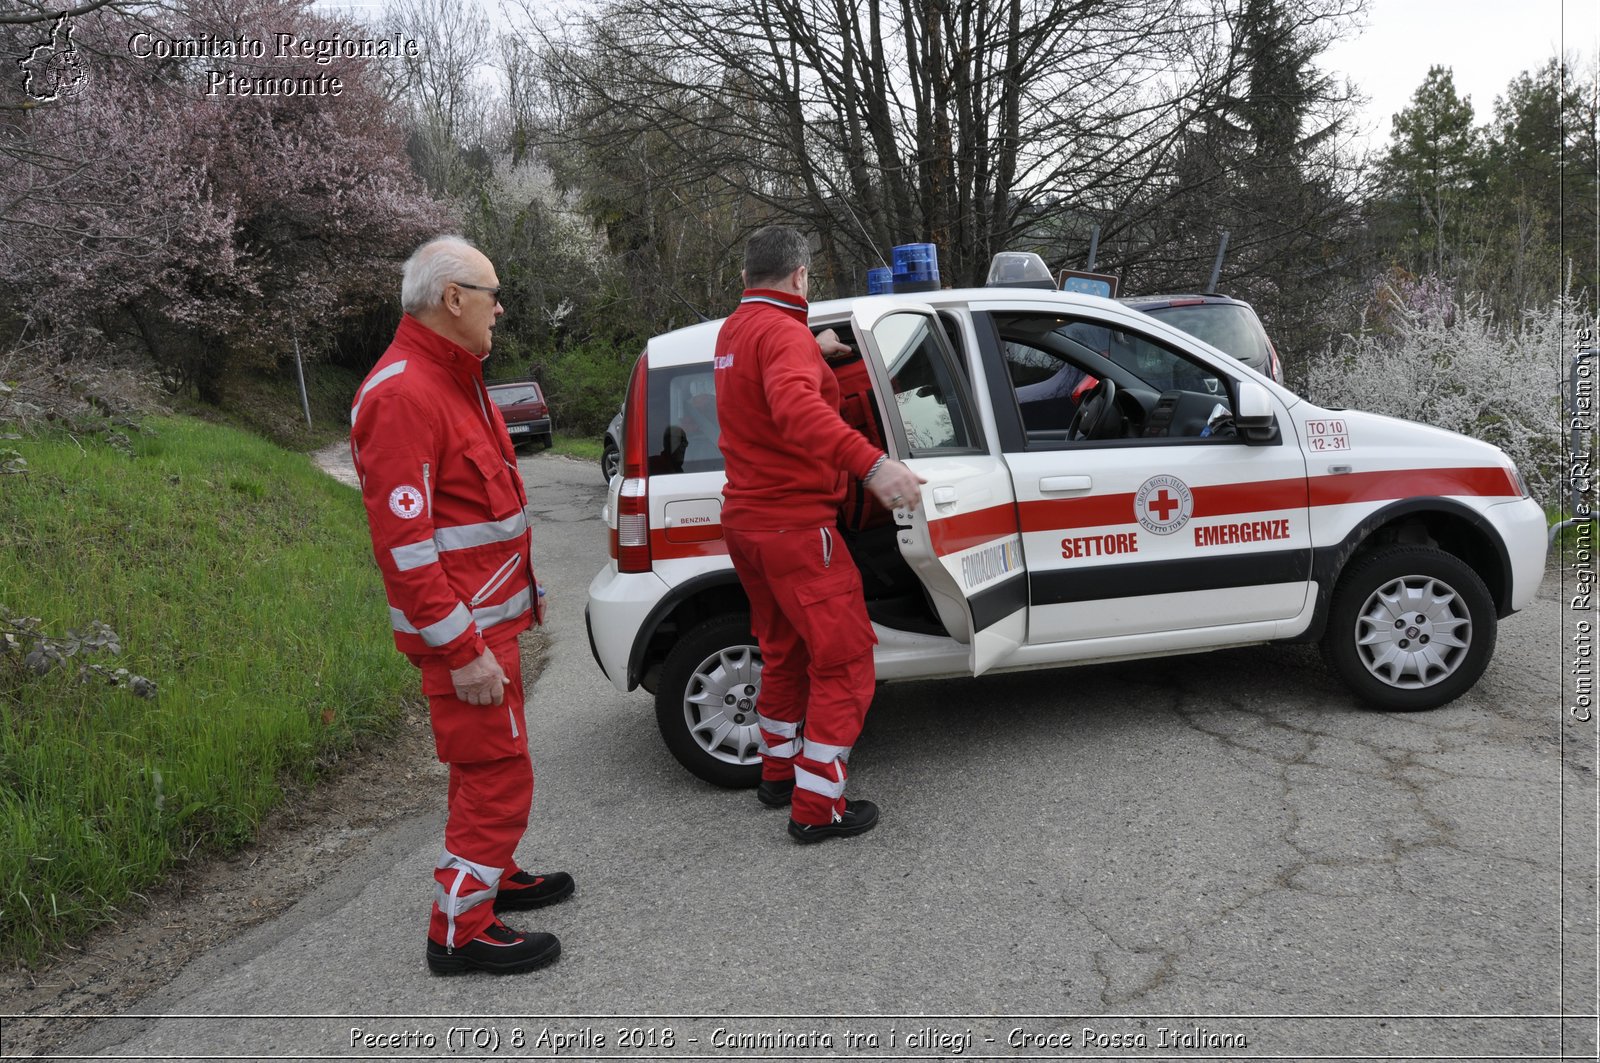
[293,335,312,430]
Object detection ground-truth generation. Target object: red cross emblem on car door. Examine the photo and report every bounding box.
[1134,474,1193,535]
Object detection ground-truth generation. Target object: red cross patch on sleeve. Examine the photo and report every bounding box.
[388,484,425,519]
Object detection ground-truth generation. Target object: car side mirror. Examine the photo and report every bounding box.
[1235,380,1279,444]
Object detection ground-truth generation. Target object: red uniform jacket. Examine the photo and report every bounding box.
[713,289,883,531]
[350,314,538,674]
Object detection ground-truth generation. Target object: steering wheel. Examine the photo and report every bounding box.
[1067,377,1119,440]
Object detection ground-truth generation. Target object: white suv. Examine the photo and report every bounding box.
[585,281,1548,787]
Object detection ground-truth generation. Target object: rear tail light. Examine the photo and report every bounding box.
[614,352,653,573]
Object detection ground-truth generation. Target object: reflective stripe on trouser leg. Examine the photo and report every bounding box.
[433,849,503,950]
[429,751,533,948]
[757,713,800,760]
[793,737,850,825]
[725,529,808,783]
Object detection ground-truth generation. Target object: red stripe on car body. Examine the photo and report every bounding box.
[635,466,1516,563]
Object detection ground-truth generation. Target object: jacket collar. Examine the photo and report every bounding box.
[392,313,487,381]
[739,288,809,323]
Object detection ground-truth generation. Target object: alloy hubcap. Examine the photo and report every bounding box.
[1354,575,1471,689]
[683,645,763,766]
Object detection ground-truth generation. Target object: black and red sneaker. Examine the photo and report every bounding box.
[426,919,560,975]
[493,870,574,912]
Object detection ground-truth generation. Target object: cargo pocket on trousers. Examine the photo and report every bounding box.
[793,565,877,668]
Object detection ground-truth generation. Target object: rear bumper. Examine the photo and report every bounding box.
[586,565,670,691]
[505,417,552,437]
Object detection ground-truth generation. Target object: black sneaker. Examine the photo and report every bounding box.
[787,799,880,844]
[493,870,574,912]
[756,778,795,808]
[426,920,560,975]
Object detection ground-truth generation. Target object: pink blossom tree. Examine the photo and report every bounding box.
[0,0,450,400]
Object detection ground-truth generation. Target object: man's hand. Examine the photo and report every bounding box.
[816,328,853,360]
[450,647,509,706]
[866,459,929,512]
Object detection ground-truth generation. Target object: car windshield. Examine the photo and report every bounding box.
[1141,304,1269,365]
[491,385,540,405]
[1055,321,1221,394]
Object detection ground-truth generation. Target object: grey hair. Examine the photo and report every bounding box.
[400,235,480,314]
[744,225,811,287]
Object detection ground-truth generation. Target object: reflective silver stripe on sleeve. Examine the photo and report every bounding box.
[802,739,851,764]
[794,765,846,800]
[390,538,440,572]
[350,360,408,426]
[474,587,533,631]
[390,601,474,646]
[433,510,528,552]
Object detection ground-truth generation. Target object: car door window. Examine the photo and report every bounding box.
[868,311,981,455]
[993,312,1236,447]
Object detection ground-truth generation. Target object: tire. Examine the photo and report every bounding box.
[1320,544,1496,711]
[537,433,553,450]
[654,614,763,788]
[601,440,620,482]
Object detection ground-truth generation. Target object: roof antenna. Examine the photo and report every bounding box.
[1205,231,1230,294]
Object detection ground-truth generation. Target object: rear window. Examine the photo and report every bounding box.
[1141,304,1269,366]
[490,384,542,405]
[646,366,723,475]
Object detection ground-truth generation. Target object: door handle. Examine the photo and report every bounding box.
[1040,475,1092,493]
[931,486,958,506]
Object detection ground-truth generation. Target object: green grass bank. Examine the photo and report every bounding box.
[0,417,415,966]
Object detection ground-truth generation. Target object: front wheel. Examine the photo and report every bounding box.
[1320,544,1496,711]
[654,615,763,788]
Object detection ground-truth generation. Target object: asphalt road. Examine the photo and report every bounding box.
[49,451,1594,1062]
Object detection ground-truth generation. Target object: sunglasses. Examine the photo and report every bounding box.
[453,281,501,302]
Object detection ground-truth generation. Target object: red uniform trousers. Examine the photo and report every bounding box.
[724,525,876,826]
[415,635,534,948]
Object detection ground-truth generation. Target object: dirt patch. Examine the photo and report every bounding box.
[0,448,549,1056]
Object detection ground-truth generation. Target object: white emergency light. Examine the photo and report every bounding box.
[986,251,1055,289]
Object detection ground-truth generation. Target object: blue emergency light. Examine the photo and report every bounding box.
[891,243,940,293]
[866,267,893,294]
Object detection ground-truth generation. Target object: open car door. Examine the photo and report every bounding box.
[847,301,1026,675]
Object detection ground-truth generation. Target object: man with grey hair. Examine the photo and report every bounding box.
[350,235,571,975]
[714,224,925,842]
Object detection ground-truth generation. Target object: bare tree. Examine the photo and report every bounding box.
[516,0,1312,293]
[381,0,496,197]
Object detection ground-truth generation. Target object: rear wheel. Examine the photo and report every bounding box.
[601,439,620,481]
[537,433,553,449]
[1320,544,1496,711]
[654,615,763,787]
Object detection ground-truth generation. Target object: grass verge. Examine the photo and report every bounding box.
[173,362,365,453]
[549,432,603,464]
[0,416,414,966]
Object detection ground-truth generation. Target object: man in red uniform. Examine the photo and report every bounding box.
[714,225,925,842]
[350,236,571,975]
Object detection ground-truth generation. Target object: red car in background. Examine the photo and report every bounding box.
[487,382,553,449]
